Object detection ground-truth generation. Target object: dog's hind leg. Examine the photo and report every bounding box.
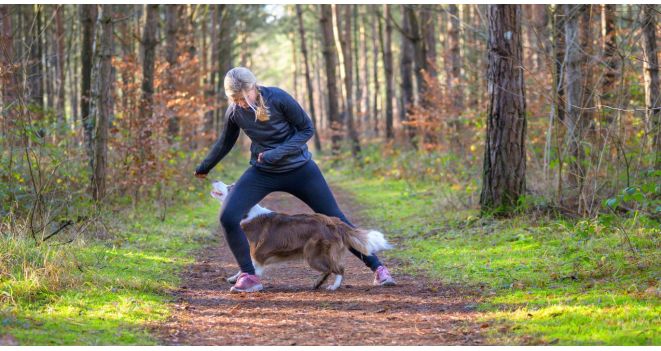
[313,273,331,289]
[327,273,344,291]
[254,263,265,278]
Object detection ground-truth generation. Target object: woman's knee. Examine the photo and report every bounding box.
[219,209,242,232]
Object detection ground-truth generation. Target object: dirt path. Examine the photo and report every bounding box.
[154,186,484,345]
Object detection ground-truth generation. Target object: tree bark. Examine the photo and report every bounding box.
[564,5,591,189]
[26,5,44,113]
[641,4,660,168]
[90,4,113,200]
[421,5,437,79]
[448,4,462,110]
[165,5,180,140]
[379,4,394,140]
[406,5,426,103]
[80,4,97,163]
[0,4,17,143]
[296,5,322,152]
[480,5,527,215]
[360,7,371,132]
[552,5,565,123]
[216,4,233,135]
[320,5,342,154]
[55,5,66,131]
[399,5,415,143]
[139,4,158,172]
[337,5,361,156]
[371,5,381,136]
[600,4,618,124]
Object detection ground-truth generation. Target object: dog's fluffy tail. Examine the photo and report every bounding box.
[343,228,393,256]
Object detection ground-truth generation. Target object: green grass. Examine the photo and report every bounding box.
[325,165,660,345]
[0,153,246,345]
[0,199,222,345]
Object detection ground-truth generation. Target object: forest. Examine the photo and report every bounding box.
[0,4,659,346]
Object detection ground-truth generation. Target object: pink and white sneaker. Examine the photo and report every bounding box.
[373,266,396,286]
[229,272,264,293]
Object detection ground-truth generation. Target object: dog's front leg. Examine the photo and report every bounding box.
[227,270,242,284]
[326,274,344,291]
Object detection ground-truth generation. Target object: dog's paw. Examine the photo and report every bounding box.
[326,285,339,291]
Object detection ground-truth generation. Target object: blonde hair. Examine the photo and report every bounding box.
[224,67,270,122]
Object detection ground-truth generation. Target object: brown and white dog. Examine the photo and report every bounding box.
[210,180,392,290]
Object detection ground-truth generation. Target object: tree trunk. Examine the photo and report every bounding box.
[296,5,322,152]
[531,5,549,72]
[371,5,381,136]
[579,5,595,134]
[1,4,17,137]
[80,4,97,163]
[26,5,44,113]
[216,4,233,135]
[320,5,342,154]
[600,4,618,124]
[448,4,464,151]
[360,7,371,133]
[563,4,593,210]
[480,5,527,215]
[406,6,426,103]
[552,5,565,123]
[422,5,437,79]
[55,6,66,131]
[140,4,158,173]
[379,4,394,140]
[641,4,660,168]
[165,5,181,141]
[399,5,415,143]
[90,4,113,200]
[337,5,361,156]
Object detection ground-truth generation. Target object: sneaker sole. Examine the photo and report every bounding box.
[230,284,264,293]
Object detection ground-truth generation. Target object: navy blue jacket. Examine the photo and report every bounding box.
[195,86,314,174]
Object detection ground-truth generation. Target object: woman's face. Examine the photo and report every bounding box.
[228,88,256,109]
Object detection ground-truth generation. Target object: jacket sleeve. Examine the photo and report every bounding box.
[261,90,314,164]
[195,108,240,174]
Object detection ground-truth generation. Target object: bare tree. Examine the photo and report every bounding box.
[320,4,342,154]
[54,5,66,131]
[447,4,464,149]
[26,5,44,112]
[379,5,394,140]
[480,5,527,215]
[166,5,180,140]
[600,4,618,124]
[641,4,660,168]
[90,4,113,200]
[80,4,97,165]
[399,5,415,142]
[371,6,381,136]
[563,4,592,210]
[296,4,322,152]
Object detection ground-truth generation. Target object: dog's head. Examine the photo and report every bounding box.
[210,180,235,202]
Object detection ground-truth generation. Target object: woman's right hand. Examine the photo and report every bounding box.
[194,172,207,179]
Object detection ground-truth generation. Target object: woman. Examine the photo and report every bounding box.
[194,67,395,293]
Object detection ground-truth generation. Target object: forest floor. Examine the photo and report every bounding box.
[154,187,485,345]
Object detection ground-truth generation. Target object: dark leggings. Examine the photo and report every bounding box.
[219,159,383,275]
